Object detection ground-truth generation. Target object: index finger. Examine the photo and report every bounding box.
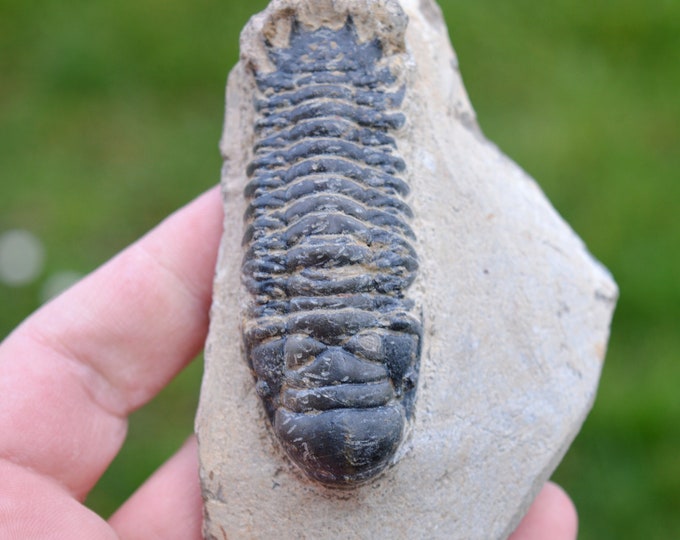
[0,186,222,499]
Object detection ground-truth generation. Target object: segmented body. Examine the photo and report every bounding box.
[242,16,421,487]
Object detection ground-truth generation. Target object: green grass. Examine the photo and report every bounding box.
[1,0,678,536]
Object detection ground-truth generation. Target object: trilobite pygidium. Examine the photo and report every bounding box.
[241,8,421,487]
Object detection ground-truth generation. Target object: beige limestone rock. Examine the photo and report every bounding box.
[196,0,618,538]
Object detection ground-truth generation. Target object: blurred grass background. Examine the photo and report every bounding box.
[1,0,677,537]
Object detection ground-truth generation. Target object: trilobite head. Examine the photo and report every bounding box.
[241,2,420,488]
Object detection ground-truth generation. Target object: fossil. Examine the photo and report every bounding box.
[199,1,619,535]
[241,7,421,487]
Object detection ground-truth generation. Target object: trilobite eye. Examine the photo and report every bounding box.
[256,380,272,398]
[402,371,416,392]
[283,335,327,368]
[356,333,382,357]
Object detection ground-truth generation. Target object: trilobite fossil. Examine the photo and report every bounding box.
[241,5,421,487]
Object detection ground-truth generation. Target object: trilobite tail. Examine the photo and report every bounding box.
[274,406,404,486]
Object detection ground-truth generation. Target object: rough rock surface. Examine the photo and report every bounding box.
[196,0,618,538]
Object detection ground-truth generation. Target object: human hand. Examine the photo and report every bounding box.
[0,187,576,539]
[0,187,221,538]
[509,482,578,540]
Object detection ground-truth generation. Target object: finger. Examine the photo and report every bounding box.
[0,186,222,499]
[0,458,116,539]
[109,436,202,540]
[508,482,578,540]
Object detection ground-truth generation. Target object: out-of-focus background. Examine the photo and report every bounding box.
[1,0,677,537]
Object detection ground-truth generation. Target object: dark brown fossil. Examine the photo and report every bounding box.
[241,15,421,487]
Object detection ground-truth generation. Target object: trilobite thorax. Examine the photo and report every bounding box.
[241,2,421,487]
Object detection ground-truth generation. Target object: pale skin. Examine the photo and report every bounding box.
[0,187,577,539]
